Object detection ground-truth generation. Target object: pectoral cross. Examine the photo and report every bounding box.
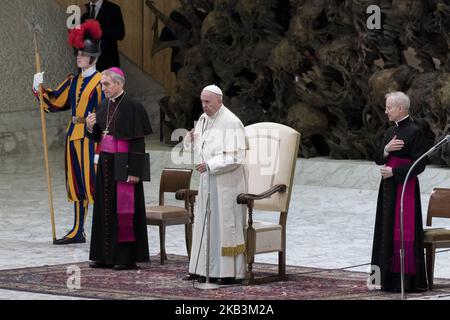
[102,129,109,136]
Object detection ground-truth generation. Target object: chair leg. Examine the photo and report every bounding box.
[246,241,255,285]
[185,223,192,260]
[159,107,164,142]
[245,225,256,285]
[247,259,255,285]
[425,244,436,290]
[159,224,167,265]
[278,251,286,278]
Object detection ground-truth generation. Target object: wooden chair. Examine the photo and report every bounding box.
[146,168,196,264]
[237,122,300,284]
[423,187,450,289]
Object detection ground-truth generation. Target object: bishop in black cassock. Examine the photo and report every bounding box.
[86,67,152,270]
[371,92,428,292]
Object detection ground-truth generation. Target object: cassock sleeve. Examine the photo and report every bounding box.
[207,150,246,175]
[374,127,395,165]
[392,128,427,183]
[183,115,205,152]
[207,121,247,175]
[33,75,73,113]
[85,123,102,143]
[128,137,150,181]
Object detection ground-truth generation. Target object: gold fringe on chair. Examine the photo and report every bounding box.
[221,243,246,257]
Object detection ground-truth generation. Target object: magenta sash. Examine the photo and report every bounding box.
[100,135,136,243]
[386,156,416,274]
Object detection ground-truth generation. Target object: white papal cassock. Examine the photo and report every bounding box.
[184,105,248,279]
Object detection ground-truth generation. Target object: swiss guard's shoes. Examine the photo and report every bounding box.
[53,234,86,245]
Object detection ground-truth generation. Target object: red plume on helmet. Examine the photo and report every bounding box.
[68,19,102,50]
[82,19,102,41]
[68,27,85,49]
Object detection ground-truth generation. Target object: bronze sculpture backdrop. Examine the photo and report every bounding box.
[147,0,450,164]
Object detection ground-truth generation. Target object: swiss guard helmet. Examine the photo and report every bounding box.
[68,20,102,57]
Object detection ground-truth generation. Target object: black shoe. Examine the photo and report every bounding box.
[217,277,241,285]
[407,287,428,293]
[381,287,401,293]
[89,262,113,269]
[182,274,200,281]
[113,264,138,271]
[53,235,86,245]
[197,276,218,283]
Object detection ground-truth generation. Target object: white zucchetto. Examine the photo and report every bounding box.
[202,84,223,96]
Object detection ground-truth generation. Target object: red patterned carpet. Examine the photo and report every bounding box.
[0,255,449,300]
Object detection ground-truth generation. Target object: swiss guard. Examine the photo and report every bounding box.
[32,20,105,244]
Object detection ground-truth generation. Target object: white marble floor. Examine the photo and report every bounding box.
[1,134,450,300]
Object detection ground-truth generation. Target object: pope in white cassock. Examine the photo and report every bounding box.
[183,85,248,285]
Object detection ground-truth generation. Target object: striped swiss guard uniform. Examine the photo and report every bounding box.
[33,20,105,244]
[38,68,104,243]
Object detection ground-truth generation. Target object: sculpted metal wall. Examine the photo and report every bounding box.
[152,0,450,164]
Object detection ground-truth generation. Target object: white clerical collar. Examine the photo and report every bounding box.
[82,65,96,78]
[395,114,409,126]
[111,90,124,102]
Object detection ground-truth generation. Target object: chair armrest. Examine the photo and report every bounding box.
[175,189,198,222]
[237,184,287,205]
[175,189,198,201]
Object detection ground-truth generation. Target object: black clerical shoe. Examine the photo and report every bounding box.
[381,287,400,292]
[217,277,242,285]
[197,277,218,283]
[113,264,138,271]
[382,287,427,293]
[89,262,113,269]
[53,235,86,245]
[182,273,200,281]
[407,287,428,293]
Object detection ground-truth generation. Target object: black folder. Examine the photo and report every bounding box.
[114,152,151,182]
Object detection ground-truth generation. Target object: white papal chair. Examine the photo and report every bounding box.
[237,122,300,284]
